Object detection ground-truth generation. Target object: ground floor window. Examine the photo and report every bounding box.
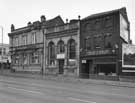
[23,54,28,64]
[30,52,40,64]
[14,55,19,64]
[96,64,116,76]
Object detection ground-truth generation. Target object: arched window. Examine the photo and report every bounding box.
[68,39,76,59]
[48,41,55,65]
[57,40,65,53]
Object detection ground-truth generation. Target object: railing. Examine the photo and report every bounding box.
[46,22,79,34]
[79,73,119,81]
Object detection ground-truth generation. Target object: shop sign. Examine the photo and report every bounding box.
[57,53,65,59]
[86,49,113,56]
[82,60,86,63]
[122,70,135,72]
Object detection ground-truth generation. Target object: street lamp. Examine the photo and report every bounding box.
[0,26,3,72]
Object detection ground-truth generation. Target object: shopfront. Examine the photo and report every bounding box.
[80,49,118,79]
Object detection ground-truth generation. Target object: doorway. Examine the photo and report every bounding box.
[58,60,64,74]
[81,60,92,78]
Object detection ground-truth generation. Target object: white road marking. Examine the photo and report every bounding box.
[7,86,44,95]
[69,97,96,103]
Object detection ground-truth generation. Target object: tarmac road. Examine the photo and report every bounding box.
[0,76,135,103]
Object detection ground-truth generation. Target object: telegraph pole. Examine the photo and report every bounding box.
[0,26,3,72]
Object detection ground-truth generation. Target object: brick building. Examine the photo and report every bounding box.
[8,15,64,72]
[80,7,130,78]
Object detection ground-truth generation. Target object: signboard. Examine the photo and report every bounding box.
[122,44,135,68]
[57,53,65,59]
[120,14,129,42]
[82,60,86,63]
[86,49,114,56]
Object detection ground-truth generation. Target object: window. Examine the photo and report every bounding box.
[15,37,19,46]
[14,55,19,64]
[105,16,113,28]
[57,40,65,53]
[23,54,28,64]
[94,36,102,49]
[48,42,55,65]
[32,32,36,44]
[3,48,6,55]
[0,48,2,55]
[68,39,76,59]
[84,37,91,50]
[22,35,27,45]
[95,19,101,29]
[31,52,39,64]
[104,33,112,49]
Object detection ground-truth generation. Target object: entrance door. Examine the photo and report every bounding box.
[81,60,92,78]
[59,60,64,74]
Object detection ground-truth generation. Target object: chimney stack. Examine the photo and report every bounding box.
[11,24,15,32]
[40,15,46,22]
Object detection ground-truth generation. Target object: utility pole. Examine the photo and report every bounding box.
[0,26,3,72]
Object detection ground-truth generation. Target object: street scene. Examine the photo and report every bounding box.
[0,75,135,103]
[0,0,135,103]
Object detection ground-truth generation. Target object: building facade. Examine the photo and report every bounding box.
[80,7,130,78]
[9,7,131,78]
[43,18,80,76]
[0,43,11,69]
[8,15,64,72]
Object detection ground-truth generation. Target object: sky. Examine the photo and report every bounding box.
[0,0,135,44]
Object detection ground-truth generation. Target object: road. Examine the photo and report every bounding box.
[0,76,134,103]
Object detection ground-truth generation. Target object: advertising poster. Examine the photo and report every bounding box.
[122,44,135,70]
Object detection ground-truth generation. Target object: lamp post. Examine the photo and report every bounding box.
[0,26,3,72]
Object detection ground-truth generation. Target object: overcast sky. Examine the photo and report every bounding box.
[0,0,135,44]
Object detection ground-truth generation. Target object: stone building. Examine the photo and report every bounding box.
[80,7,130,78]
[43,17,80,76]
[8,15,64,72]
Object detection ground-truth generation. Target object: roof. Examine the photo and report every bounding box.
[9,15,64,34]
[43,15,64,28]
[82,7,128,21]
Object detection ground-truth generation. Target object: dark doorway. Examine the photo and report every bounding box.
[58,60,64,74]
[81,60,92,78]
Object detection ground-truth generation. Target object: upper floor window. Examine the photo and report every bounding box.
[32,32,36,44]
[22,35,27,45]
[95,19,101,29]
[15,37,19,47]
[105,16,113,28]
[104,33,112,49]
[57,40,65,53]
[84,37,91,50]
[94,35,102,49]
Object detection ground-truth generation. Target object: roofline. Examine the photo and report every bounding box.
[82,7,127,21]
[10,15,63,34]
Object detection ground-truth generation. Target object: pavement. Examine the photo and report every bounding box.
[0,70,135,88]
